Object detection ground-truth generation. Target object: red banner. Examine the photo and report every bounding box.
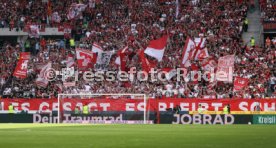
[13,52,31,79]
[1,98,275,112]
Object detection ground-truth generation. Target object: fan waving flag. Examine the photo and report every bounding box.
[139,49,157,72]
[115,46,128,71]
[144,35,168,62]
[181,37,196,67]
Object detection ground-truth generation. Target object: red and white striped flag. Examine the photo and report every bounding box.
[35,62,52,88]
[92,43,103,53]
[144,35,168,62]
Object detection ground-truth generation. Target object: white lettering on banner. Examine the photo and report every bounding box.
[200,103,209,110]
[193,114,201,124]
[100,103,110,111]
[126,103,135,111]
[52,103,58,111]
[239,102,248,111]
[264,103,276,111]
[213,115,223,124]
[159,103,167,111]
[39,102,50,112]
[179,103,189,111]
[11,102,19,110]
[21,103,30,111]
[173,114,235,124]
[211,103,222,111]
[137,102,145,111]
[33,114,59,123]
[203,114,212,124]
[63,102,72,111]
[2,99,276,112]
[62,114,123,123]
[88,103,98,111]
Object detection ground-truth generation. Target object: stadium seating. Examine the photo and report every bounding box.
[0,0,274,99]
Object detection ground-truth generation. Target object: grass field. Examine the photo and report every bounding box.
[0,124,275,148]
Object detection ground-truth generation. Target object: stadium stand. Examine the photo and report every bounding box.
[0,0,274,99]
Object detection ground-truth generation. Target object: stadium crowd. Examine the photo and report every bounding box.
[0,0,275,99]
[260,0,276,21]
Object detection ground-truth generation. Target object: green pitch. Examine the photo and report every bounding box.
[0,124,275,148]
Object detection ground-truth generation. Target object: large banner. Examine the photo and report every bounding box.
[216,55,234,82]
[13,52,31,79]
[0,98,275,112]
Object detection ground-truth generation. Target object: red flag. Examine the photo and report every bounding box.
[115,46,128,71]
[144,35,168,62]
[234,77,249,91]
[13,52,31,79]
[76,48,97,70]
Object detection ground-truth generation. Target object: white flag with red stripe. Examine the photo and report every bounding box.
[144,35,168,62]
[92,43,103,53]
[35,62,52,88]
[181,37,196,67]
